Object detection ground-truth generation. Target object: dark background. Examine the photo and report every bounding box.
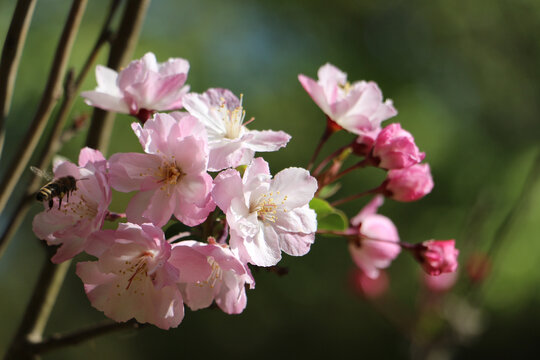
[1,0,540,358]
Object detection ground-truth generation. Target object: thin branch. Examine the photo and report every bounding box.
[32,320,145,355]
[86,0,151,153]
[4,251,71,360]
[0,0,87,215]
[330,184,384,207]
[0,0,121,260]
[0,0,37,158]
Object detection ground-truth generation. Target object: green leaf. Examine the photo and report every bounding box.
[317,183,341,199]
[309,197,348,233]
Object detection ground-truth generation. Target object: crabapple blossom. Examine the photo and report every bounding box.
[81,52,190,121]
[109,112,215,227]
[417,239,459,276]
[372,123,425,169]
[350,268,389,299]
[347,195,401,279]
[423,271,458,292]
[32,148,111,263]
[385,163,434,202]
[183,88,291,171]
[76,223,184,330]
[298,63,397,135]
[212,157,317,266]
[169,240,254,314]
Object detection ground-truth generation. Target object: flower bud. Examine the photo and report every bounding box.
[417,239,459,276]
[349,268,389,299]
[372,123,425,169]
[385,163,433,201]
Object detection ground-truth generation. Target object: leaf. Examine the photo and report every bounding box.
[309,197,348,233]
[317,183,341,199]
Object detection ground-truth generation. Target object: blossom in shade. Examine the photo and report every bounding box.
[417,239,459,276]
[384,163,434,202]
[76,223,184,329]
[212,157,318,266]
[347,195,401,279]
[81,52,190,121]
[423,271,458,292]
[349,268,389,299]
[169,240,254,314]
[372,123,425,169]
[109,112,215,227]
[298,63,397,135]
[32,148,111,264]
[183,88,291,171]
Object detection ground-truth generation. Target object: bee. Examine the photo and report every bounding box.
[30,166,78,210]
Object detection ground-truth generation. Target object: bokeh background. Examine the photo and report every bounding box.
[1,0,540,358]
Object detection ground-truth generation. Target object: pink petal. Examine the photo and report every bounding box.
[212,169,243,211]
[242,130,291,152]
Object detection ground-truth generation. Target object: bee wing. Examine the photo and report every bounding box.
[30,166,54,182]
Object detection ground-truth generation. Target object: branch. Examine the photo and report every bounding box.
[86,0,151,153]
[0,0,121,260]
[0,0,87,215]
[32,320,145,355]
[0,0,37,158]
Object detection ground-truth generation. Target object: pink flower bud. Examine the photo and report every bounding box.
[372,123,425,169]
[418,240,459,276]
[385,163,433,201]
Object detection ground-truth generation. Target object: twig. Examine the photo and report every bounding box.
[0,0,87,215]
[0,0,37,158]
[86,0,151,153]
[330,184,383,207]
[32,320,145,355]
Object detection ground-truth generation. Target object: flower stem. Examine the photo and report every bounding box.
[330,158,373,183]
[307,117,341,171]
[330,184,384,207]
[312,141,353,177]
[0,0,37,158]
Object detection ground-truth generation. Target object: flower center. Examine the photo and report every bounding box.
[61,193,98,220]
[338,81,352,94]
[251,191,288,223]
[156,158,184,190]
[196,256,223,288]
[217,94,253,139]
[121,251,155,291]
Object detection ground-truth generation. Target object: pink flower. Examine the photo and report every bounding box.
[183,88,291,171]
[347,195,401,279]
[76,223,184,329]
[298,63,397,135]
[372,123,425,169]
[385,163,434,202]
[418,240,459,276]
[32,148,111,263]
[349,268,389,299]
[81,52,189,121]
[169,240,254,314]
[109,112,215,227]
[212,157,318,266]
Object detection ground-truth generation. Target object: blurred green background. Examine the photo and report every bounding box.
[1,0,540,358]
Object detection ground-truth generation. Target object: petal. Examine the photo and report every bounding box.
[350,195,385,226]
[277,230,315,257]
[80,90,130,113]
[241,223,281,266]
[109,153,161,192]
[212,169,243,212]
[242,130,291,152]
[298,74,332,116]
[270,167,317,209]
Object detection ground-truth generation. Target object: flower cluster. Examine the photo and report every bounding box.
[32,55,458,329]
[299,63,458,286]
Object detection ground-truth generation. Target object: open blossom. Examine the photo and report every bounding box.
[76,223,184,329]
[32,148,111,264]
[109,112,215,227]
[183,88,291,171]
[385,163,434,202]
[169,240,254,314]
[81,52,190,121]
[373,123,425,169]
[347,195,401,279]
[213,157,317,266]
[298,63,397,135]
[417,239,459,276]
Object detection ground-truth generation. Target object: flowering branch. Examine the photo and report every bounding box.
[0,0,37,158]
